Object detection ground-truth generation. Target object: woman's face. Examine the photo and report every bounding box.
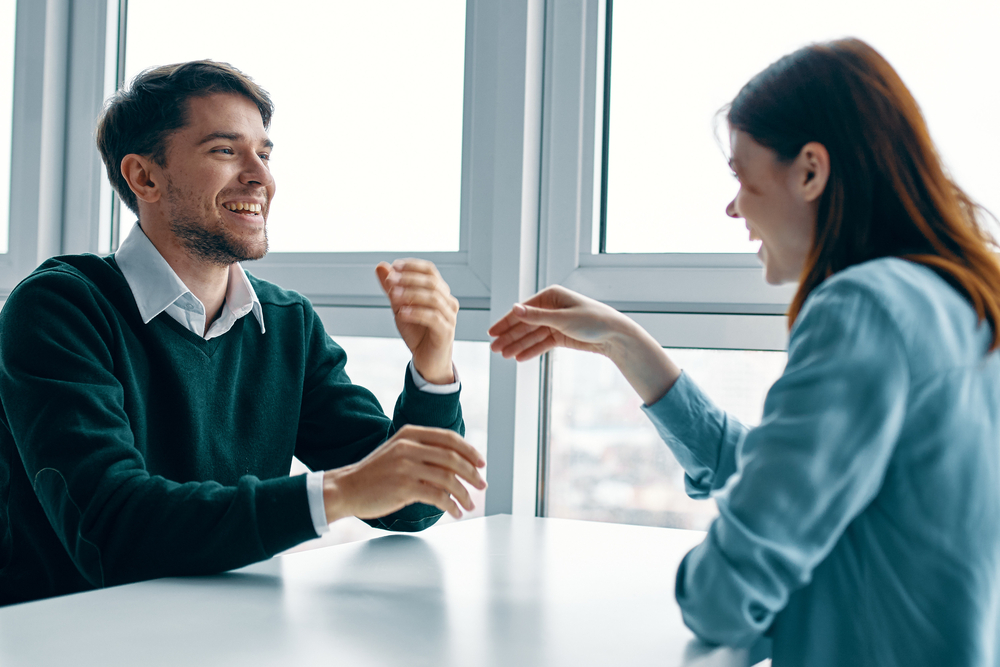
[725,130,824,285]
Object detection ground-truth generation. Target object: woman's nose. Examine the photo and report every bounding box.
[726,198,739,218]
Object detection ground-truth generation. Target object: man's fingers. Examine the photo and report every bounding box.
[416,484,463,519]
[389,287,458,318]
[395,306,455,337]
[375,262,395,293]
[416,466,476,511]
[413,443,487,489]
[394,425,486,467]
[391,258,443,280]
[388,270,448,293]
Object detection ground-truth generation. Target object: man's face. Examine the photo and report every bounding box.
[158,93,276,266]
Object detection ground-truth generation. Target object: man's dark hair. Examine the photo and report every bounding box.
[95,60,274,215]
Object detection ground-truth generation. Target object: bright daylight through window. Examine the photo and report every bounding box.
[602,0,1000,253]
[123,0,466,253]
[0,0,16,254]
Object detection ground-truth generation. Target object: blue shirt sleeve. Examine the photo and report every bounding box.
[643,280,911,647]
[642,371,749,499]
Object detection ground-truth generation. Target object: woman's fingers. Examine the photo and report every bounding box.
[496,325,554,359]
[513,335,559,362]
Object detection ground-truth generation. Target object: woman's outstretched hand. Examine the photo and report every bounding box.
[488,286,631,361]
[488,285,682,406]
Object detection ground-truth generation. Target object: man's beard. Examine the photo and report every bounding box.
[165,178,269,266]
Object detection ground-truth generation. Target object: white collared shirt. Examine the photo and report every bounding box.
[115,222,265,340]
[114,223,458,537]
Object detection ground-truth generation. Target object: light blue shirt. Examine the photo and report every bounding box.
[115,223,460,538]
[644,258,1000,666]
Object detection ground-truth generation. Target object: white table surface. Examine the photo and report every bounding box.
[0,515,767,666]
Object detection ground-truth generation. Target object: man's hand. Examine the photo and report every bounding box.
[376,259,459,385]
[322,425,487,523]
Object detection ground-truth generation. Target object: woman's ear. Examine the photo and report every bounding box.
[120,154,163,205]
[797,141,830,203]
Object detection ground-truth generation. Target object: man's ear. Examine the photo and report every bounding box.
[797,141,829,203]
[120,154,163,204]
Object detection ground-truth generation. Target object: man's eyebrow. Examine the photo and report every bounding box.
[197,131,274,149]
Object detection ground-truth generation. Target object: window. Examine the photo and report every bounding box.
[548,347,786,530]
[0,0,16,254]
[601,0,1000,254]
[123,0,467,253]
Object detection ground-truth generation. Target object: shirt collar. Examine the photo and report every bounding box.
[114,222,265,334]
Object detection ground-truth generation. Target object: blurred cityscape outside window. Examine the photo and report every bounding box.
[548,347,787,530]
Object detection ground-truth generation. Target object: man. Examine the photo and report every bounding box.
[0,61,485,606]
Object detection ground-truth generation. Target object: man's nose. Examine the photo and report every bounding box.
[241,155,274,189]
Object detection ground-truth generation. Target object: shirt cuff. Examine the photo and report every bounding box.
[408,360,461,395]
[305,471,330,536]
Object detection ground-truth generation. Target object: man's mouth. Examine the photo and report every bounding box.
[223,202,263,215]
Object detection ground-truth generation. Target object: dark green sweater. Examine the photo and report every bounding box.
[0,254,463,606]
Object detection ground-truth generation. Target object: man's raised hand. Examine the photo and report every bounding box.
[376,259,459,385]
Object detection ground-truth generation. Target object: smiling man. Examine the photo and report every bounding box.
[0,61,485,606]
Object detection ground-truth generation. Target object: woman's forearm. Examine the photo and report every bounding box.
[604,317,682,406]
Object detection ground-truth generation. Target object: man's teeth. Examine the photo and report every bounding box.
[224,202,262,213]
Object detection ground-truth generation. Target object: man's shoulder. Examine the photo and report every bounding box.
[243,270,312,311]
[9,253,127,304]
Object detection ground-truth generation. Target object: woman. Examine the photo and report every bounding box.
[489,39,1000,666]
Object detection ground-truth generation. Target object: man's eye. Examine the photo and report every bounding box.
[259,153,271,161]
[214,148,234,155]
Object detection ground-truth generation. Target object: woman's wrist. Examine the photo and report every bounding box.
[604,317,682,406]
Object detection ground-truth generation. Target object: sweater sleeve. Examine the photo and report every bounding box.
[670,280,910,647]
[0,269,318,590]
[292,304,465,532]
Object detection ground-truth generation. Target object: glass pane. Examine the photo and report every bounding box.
[603,0,1000,253]
[123,0,465,253]
[0,0,16,254]
[548,347,786,530]
[287,336,489,552]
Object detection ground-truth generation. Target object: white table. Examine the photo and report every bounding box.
[0,515,769,666]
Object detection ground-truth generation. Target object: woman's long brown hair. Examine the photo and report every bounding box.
[728,38,1000,350]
